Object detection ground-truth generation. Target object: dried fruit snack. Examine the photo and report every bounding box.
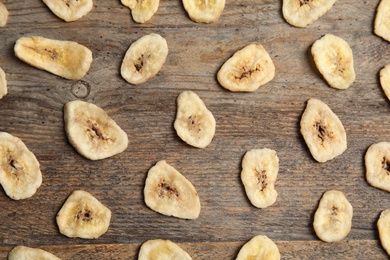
[8,246,61,260]
[138,239,192,260]
[144,160,201,219]
[375,0,390,42]
[236,235,280,260]
[56,190,112,239]
[0,132,42,200]
[217,43,275,92]
[64,100,128,160]
[42,0,93,22]
[241,148,279,209]
[121,0,159,23]
[174,91,216,148]
[313,190,353,242]
[0,66,7,99]
[0,2,8,27]
[378,209,390,256]
[282,0,337,28]
[365,142,390,192]
[182,0,225,23]
[380,65,390,101]
[14,36,93,80]
[121,33,168,85]
[311,34,355,90]
[300,98,347,163]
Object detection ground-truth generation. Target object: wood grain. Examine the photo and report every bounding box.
[0,0,390,258]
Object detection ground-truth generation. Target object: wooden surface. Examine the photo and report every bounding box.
[0,0,390,259]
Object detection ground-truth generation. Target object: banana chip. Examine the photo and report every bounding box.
[375,0,390,42]
[313,190,353,243]
[8,246,61,260]
[64,100,128,160]
[300,98,347,163]
[182,0,225,23]
[0,2,8,27]
[144,160,201,219]
[138,239,192,260]
[0,66,7,99]
[217,43,275,92]
[380,65,390,101]
[365,142,390,192]
[174,91,216,148]
[241,148,279,209]
[14,36,92,80]
[378,209,390,256]
[282,0,337,28]
[56,190,112,239]
[121,33,168,85]
[43,0,93,22]
[311,34,355,90]
[121,0,159,23]
[0,132,42,200]
[236,235,280,260]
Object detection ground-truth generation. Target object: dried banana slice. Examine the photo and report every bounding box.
[313,190,353,242]
[365,142,390,192]
[375,0,390,42]
[42,0,93,22]
[14,36,93,80]
[241,148,279,209]
[300,98,347,163]
[236,235,280,260]
[182,0,225,23]
[380,65,390,101]
[0,2,9,27]
[8,246,61,260]
[0,132,42,200]
[56,190,111,239]
[144,160,201,219]
[174,91,216,148]
[121,0,159,23]
[282,0,337,28]
[311,34,355,90]
[378,209,390,256]
[64,100,128,161]
[121,33,168,85]
[0,66,7,99]
[138,239,192,260]
[217,43,275,92]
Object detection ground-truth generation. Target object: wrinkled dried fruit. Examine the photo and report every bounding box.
[0,66,7,99]
[182,0,225,23]
[144,160,201,219]
[0,2,8,27]
[138,239,192,260]
[380,65,390,101]
[241,148,279,208]
[313,190,353,242]
[8,246,61,260]
[121,0,159,23]
[375,0,390,42]
[236,235,280,260]
[378,208,390,256]
[365,142,390,192]
[43,0,93,22]
[300,98,347,163]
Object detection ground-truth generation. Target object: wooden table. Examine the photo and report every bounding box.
[0,0,389,259]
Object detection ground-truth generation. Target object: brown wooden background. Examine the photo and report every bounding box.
[0,0,390,259]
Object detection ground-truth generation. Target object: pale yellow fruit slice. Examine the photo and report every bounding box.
[0,2,9,27]
[144,160,201,219]
[42,0,93,22]
[174,91,216,148]
[56,190,111,239]
[241,148,279,209]
[8,246,61,260]
[300,98,347,163]
[311,34,355,90]
[375,0,390,42]
[0,132,42,200]
[217,43,275,92]
[64,100,128,160]
[378,208,390,256]
[0,66,7,99]
[121,33,168,85]
[121,0,159,23]
[365,142,390,192]
[182,0,225,23]
[14,36,93,80]
[138,239,192,260]
[236,235,280,260]
[282,0,337,28]
[380,65,390,101]
[313,190,353,242]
